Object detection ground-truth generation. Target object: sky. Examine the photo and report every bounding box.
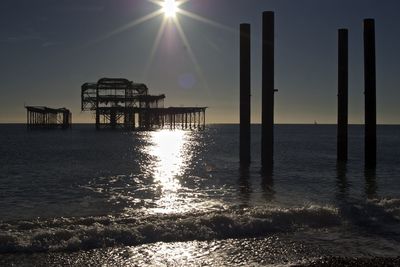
[0,0,399,124]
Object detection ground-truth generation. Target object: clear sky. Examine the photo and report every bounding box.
[1,0,399,124]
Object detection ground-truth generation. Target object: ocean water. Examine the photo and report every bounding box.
[0,124,400,266]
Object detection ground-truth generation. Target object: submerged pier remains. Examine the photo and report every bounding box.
[81,78,206,130]
[364,19,377,168]
[261,11,276,170]
[26,106,71,129]
[240,23,251,166]
[337,28,349,162]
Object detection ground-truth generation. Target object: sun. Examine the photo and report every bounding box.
[162,0,178,18]
[92,0,232,88]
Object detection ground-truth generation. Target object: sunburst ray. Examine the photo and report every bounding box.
[143,17,168,79]
[173,16,210,91]
[178,8,236,34]
[85,9,163,47]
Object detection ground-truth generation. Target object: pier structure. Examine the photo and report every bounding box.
[337,28,349,162]
[261,11,275,170]
[240,23,251,166]
[81,78,206,130]
[364,19,377,168]
[26,106,71,129]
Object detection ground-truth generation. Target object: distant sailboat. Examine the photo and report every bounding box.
[314,120,318,125]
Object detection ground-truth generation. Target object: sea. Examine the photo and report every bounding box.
[0,124,399,266]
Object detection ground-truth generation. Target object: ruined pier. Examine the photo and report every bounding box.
[81,78,206,130]
[26,106,71,129]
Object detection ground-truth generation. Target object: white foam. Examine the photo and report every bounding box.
[0,205,340,253]
[367,197,400,219]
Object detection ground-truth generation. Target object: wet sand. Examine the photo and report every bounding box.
[1,237,399,266]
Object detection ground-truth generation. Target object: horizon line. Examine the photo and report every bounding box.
[1,122,400,126]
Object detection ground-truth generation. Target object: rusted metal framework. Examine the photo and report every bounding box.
[81,78,206,130]
[26,106,71,129]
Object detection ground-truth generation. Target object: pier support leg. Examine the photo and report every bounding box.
[338,29,348,162]
[364,19,377,168]
[261,11,275,170]
[203,110,206,130]
[240,23,251,166]
[133,112,136,131]
[110,110,117,129]
[95,111,100,130]
[181,114,184,129]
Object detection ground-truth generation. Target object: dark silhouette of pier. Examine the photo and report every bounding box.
[337,29,349,162]
[261,11,275,171]
[239,12,379,170]
[239,12,277,169]
[25,106,71,129]
[364,19,377,168]
[240,23,251,167]
[81,78,207,130]
[365,168,378,198]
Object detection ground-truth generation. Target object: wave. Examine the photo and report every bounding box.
[368,197,400,219]
[0,205,339,253]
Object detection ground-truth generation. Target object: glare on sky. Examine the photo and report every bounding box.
[89,0,234,88]
[162,0,178,18]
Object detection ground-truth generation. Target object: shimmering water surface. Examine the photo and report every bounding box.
[0,124,400,266]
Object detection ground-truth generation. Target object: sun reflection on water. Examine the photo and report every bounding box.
[146,130,189,213]
[107,129,226,215]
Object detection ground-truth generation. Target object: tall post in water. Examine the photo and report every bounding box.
[337,29,348,162]
[364,19,377,168]
[240,23,251,166]
[261,11,275,170]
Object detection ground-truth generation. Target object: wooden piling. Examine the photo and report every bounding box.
[261,11,275,170]
[337,29,348,162]
[364,19,377,168]
[240,23,251,166]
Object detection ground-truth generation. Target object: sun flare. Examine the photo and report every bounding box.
[91,0,234,87]
[162,0,178,18]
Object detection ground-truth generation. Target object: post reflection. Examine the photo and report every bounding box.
[336,162,349,200]
[261,168,275,202]
[238,167,252,206]
[365,167,378,198]
[237,167,275,205]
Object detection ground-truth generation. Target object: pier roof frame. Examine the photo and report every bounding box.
[25,106,71,114]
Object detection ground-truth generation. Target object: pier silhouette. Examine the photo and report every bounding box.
[81,78,207,131]
[239,23,251,167]
[364,19,377,168]
[239,13,378,171]
[337,29,349,163]
[25,106,71,129]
